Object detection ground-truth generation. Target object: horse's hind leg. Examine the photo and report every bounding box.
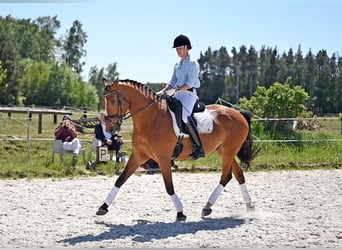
[231,159,254,211]
[201,157,254,217]
[202,155,234,217]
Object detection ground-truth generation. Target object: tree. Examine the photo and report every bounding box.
[62,20,87,74]
[35,16,61,62]
[198,46,230,104]
[264,48,278,88]
[0,16,21,104]
[106,62,120,82]
[0,60,7,85]
[292,45,305,88]
[336,56,342,112]
[20,60,96,108]
[88,65,105,101]
[246,46,259,98]
[327,52,340,113]
[315,50,331,113]
[71,74,99,109]
[239,82,310,118]
[20,60,50,105]
[0,15,61,105]
[88,63,119,110]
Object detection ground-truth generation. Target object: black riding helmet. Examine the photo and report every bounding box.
[172,34,192,50]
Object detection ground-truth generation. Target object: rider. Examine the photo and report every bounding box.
[157,34,205,160]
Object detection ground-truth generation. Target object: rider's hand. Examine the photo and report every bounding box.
[156,90,165,96]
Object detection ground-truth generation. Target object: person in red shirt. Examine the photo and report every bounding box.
[54,115,81,166]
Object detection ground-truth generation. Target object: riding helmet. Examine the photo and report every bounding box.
[172,34,192,49]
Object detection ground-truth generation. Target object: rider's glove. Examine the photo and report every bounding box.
[156,90,165,96]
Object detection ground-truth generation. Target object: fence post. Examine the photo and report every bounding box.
[26,109,30,163]
[83,108,87,119]
[38,113,43,134]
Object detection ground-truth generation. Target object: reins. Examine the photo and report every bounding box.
[122,101,155,120]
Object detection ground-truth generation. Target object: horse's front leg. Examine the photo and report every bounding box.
[96,153,141,216]
[159,158,186,222]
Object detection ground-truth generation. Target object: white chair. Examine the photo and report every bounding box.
[52,139,86,165]
[90,137,102,160]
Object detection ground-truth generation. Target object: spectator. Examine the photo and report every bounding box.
[94,113,124,162]
[54,115,81,166]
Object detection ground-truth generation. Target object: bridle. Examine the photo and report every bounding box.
[103,87,155,132]
[103,89,127,132]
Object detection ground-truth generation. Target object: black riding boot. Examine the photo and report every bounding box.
[185,117,205,160]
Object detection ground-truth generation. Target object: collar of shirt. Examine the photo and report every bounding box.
[179,55,190,66]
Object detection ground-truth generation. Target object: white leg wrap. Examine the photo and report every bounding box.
[104,185,120,205]
[240,183,251,203]
[170,194,183,212]
[208,184,224,205]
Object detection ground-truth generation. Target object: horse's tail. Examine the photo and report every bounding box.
[236,110,259,168]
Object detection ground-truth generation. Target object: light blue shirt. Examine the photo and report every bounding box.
[170,55,200,89]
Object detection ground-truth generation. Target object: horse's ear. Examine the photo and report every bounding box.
[102,77,108,87]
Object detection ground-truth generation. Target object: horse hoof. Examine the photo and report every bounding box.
[201,208,212,217]
[176,212,187,222]
[96,207,108,216]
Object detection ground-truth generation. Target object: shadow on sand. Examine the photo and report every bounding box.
[60,216,249,245]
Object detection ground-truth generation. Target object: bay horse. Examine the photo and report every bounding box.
[96,79,258,221]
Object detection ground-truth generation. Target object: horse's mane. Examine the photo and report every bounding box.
[119,79,160,102]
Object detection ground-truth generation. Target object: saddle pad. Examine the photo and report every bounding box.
[169,108,214,137]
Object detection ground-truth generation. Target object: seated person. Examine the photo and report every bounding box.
[54,115,81,167]
[94,113,124,162]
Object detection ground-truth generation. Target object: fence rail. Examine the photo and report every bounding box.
[1,137,341,143]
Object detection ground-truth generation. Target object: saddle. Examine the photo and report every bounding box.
[165,95,205,133]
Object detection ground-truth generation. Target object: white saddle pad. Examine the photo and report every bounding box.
[169,108,214,137]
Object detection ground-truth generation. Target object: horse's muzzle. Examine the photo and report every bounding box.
[109,122,121,134]
[105,120,121,135]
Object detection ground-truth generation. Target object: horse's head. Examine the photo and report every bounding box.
[102,78,130,134]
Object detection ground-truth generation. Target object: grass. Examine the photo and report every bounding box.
[0,111,341,179]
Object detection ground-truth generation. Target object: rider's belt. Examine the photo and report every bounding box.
[186,88,194,92]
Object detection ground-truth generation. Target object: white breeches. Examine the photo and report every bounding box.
[174,89,198,123]
[62,138,81,155]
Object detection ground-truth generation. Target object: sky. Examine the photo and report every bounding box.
[0,0,341,83]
